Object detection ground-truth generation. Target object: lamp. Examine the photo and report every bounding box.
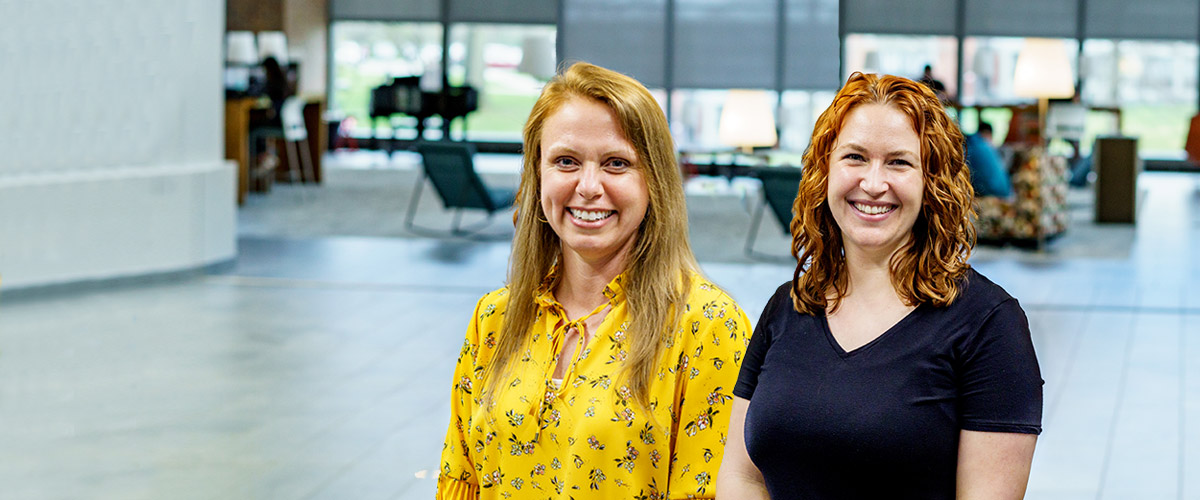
[225,31,258,66]
[257,31,289,64]
[518,34,557,81]
[718,90,777,155]
[1013,38,1075,145]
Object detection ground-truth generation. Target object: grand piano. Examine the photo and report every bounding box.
[369,76,479,152]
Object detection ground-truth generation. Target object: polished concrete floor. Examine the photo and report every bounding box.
[2,171,1200,499]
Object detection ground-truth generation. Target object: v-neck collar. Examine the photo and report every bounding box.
[818,304,924,358]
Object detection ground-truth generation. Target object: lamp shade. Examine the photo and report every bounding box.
[718,90,777,150]
[257,31,289,64]
[1013,38,1074,99]
[225,31,258,65]
[518,34,557,80]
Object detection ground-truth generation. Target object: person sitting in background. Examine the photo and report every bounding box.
[248,56,292,179]
[965,122,1012,197]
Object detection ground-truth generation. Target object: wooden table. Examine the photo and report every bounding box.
[224,97,258,205]
[224,97,326,204]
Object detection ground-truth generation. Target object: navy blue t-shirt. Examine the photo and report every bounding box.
[734,269,1042,499]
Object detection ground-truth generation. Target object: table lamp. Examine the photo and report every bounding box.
[718,90,777,155]
[257,31,289,64]
[518,34,557,81]
[1013,38,1075,145]
[225,31,258,66]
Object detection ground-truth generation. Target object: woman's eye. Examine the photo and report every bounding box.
[843,153,865,162]
[606,159,630,170]
[554,157,578,169]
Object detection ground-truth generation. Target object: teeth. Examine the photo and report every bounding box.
[853,202,895,215]
[569,208,614,222]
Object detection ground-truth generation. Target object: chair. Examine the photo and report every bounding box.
[405,142,517,237]
[249,96,314,189]
[278,97,315,184]
[745,167,803,258]
[974,146,1069,249]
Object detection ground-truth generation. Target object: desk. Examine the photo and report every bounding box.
[224,97,326,205]
[224,97,257,205]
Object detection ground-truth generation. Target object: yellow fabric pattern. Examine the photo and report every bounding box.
[437,271,752,500]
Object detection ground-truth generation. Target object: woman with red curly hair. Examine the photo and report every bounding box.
[717,73,1042,499]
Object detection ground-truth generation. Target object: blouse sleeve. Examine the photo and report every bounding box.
[957,298,1044,435]
[668,291,754,499]
[436,295,487,500]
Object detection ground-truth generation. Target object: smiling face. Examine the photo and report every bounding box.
[539,96,649,269]
[826,103,924,260]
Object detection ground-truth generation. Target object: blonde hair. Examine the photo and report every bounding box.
[791,72,975,315]
[485,62,699,407]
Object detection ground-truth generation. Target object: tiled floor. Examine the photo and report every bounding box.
[2,172,1199,499]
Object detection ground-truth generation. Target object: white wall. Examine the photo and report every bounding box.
[0,0,236,289]
[285,0,328,98]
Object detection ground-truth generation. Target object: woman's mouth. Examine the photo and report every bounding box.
[852,202,896,215]
[569,208,615,222]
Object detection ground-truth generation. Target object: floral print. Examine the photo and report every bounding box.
[437,272,752,499]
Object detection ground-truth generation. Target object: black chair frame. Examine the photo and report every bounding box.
[405,141,516,238]
[744,167,804,260]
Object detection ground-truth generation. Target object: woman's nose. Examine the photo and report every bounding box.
[576,166,603,198]
[859,163,888,196]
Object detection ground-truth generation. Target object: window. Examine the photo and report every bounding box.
[671,89,744,153]
[844,34,959,99]
[779,90,835,154]
[1082,39,1198,158]
[329,21,443,139]
[446,23,557,142]
[961,36,1079,106]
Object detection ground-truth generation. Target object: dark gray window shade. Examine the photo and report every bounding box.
[964,0,1077,38]
[560,0,668,88]
[330,0,440,21]
[673,0,777,89]
[449,0,557,24]
[784,0,841,90]
[842,0,956,36]
[1085,0,1199,40]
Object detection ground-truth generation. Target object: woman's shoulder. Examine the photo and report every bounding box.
[677,272,752,335]
[954,268,1017,311]
[471,285,513,320]
[932,268,1027,338]
[683,271,741,305]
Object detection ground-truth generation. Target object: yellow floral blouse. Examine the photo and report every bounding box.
[437,271,752,500]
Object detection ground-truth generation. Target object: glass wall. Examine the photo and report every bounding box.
[844,34,959,99]
[329,21,554,142]
[329,22,443,139]
[445,24,556,142]
[962,37,1079,106]
[1082,39,1198,157]
[668,89,835,159]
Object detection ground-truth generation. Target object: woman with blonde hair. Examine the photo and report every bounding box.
[437,62,752,499]
[717,73,1042,499]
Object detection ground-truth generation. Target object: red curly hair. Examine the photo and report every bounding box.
[790,72,976,315]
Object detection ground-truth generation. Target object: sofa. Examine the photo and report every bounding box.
[973,146,1070,248]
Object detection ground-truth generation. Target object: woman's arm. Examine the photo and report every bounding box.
[956,430,1037,500]
[715,397,769,500]
[665,288,752,499]
[435,296,490,500]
